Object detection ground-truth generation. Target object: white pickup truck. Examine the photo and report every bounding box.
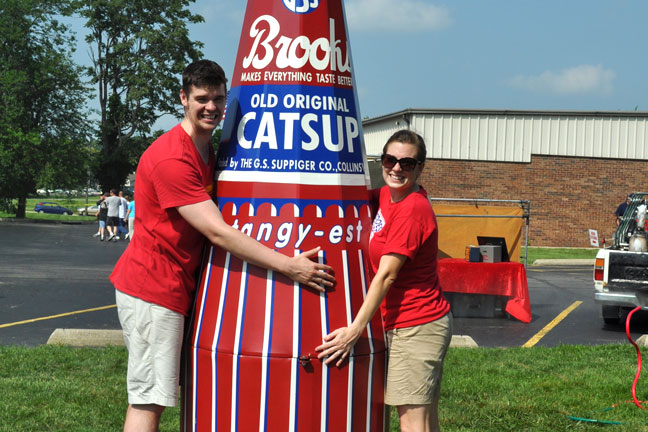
[594,193,648,324]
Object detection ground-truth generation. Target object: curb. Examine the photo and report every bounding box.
[450,335,479,348]
[47,329,125,347]
[46,329,479,349]
[532,259,595,266]
[636,335,648,348]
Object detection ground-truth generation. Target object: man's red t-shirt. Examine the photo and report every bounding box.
[110,124,215,315]
[369,186,450,331]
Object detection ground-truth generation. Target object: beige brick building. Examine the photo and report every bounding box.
[362,109,648,247]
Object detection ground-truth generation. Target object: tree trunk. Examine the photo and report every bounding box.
[16,196,26,218]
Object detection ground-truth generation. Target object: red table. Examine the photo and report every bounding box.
[437,258,532,323]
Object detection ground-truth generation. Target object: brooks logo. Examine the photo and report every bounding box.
[282,0,319,14]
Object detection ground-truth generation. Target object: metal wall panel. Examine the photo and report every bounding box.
[363,121,402,158]
[362,109,648,162]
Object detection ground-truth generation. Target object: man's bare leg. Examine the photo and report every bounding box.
[123,404,165,432]
[397,403,438,432]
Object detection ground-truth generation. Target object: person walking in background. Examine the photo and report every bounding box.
[614,194,631,226]
[317,130,452,432]
[105,189,121,241]
[125,194,135,241]
[92,193,104,237]
[110,60,336,432]
[118,191,129,238]
[96,193,108,241]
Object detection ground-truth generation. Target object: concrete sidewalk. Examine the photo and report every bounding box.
[47,328,480,348]
[47,328,125,347]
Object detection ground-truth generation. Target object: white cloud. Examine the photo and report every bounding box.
[345,0,452,32]
[509,64,616,95]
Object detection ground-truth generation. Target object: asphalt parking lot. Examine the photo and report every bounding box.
[2,221,648,348]
[0,221,126,345]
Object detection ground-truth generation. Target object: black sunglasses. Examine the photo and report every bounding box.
[380,153,422,172]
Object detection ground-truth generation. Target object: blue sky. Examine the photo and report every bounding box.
[67,0,648,131]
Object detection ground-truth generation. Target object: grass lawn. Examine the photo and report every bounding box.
[524,246,598,264]
[28,196,101,209]
[2,344,648,431]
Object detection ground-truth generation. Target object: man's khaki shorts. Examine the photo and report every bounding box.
[116,289,185,407]
[384,313,453,406]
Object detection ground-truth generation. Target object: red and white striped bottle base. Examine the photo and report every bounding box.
[182,202,386,431]
[182,348,385,432]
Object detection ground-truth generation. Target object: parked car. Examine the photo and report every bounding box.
[77,204,100,216]
[34,202,73,215]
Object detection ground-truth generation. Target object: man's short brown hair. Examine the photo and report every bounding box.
[182,60,228,96]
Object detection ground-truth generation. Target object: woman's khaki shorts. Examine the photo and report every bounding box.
[384,313,453,406]
[116,289,185,407]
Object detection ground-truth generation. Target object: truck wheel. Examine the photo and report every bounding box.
[602,305,621,325]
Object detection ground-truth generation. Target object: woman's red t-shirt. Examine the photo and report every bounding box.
[369,186,450,331]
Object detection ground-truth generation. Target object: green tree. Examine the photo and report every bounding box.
[77,0,203,191]
[0,0,91,217]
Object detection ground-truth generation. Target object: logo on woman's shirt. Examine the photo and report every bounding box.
[370,209,385,242]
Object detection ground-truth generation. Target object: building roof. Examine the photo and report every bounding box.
[363,108,648,125]
[361,108,648,162]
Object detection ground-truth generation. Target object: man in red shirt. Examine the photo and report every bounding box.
[110,60,335,432]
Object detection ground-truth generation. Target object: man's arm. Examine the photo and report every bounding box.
[177,199,334,292]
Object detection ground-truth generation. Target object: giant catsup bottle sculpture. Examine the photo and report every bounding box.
[182,1,386,431]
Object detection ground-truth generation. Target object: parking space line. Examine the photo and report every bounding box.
[0,304,116,329]
[522,301,583,348]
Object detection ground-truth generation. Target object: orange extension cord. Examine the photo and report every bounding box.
[626,305,647,409]
[568,306,647,425]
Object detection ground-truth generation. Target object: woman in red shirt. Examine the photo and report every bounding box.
[317,130,452,432]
